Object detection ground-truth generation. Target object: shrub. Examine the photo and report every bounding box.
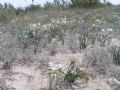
[54,0,67,9]
[44,2,54,10]
[48,24,64,45]
[65,58,88,84]
[111,46,120,65]
[84,47,112,75]
[18,29,44,54]
[68,33,78,53]
[71,0,102,7]
[70,22,90,51]
[0,3,17,23]
[65,59,79,83]
[64,58,83,87]
[48,58,88,89]
[106,65,120,90]
[0,11,7,23]
[0,7,16,23]
[44,0,68,9]
[15,7,25,15]
[2,60,12,70]
[25,4,42,12]
[79,34,89,50]
[18,30,29,50]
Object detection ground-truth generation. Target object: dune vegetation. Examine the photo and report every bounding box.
[0,0,120,90]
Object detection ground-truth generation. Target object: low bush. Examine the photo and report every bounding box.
[2,60,12,70]
[44,2,55,10]
[79,34,89,50]
[111,46,120,65]
[25,4,42,13]
[71,0,102,8]
[84,47,112,75]
[0,3,17,23]
[48,58,88,89]
[18,29,44,54]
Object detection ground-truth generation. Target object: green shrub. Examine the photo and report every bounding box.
[44,2,55,10]
[112,46,120,65]
[15,7,25,15]
[18,29,43,54]
[72,23,90,50]
[48,25,64,43]
[0,11,7,23]
[25,4,42,12]
[71,0,102,7]
[3,60,12,70]
[48,58,88,89]
[64,59,79,84]
[0,3,17,23]
[64,58,88,85]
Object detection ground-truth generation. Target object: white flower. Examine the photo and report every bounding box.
[42,24,48,30]
[37,23,41,26]
[61,18,67,24]
[92,24,96,27]
[108,28,113,32]
[96,19,102,24]
[102,29,105,32]
[49,62,56,70]
[49,62,53,67]
[56,20,60,24]
[33,24,37,27]
[96,19,101,22]
[24,35,28,38]
[51,19,56,23]
[47,23,52,27]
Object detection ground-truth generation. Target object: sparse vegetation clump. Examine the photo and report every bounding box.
[0,3,17,23]
[48,58,88,90]
[18,29,44,54]
[71,0,103,7]
[84,47,113,75]
[0,1,120,90]
[111,46,120,65]
[64,58,88,86]
[2,60,12,70]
